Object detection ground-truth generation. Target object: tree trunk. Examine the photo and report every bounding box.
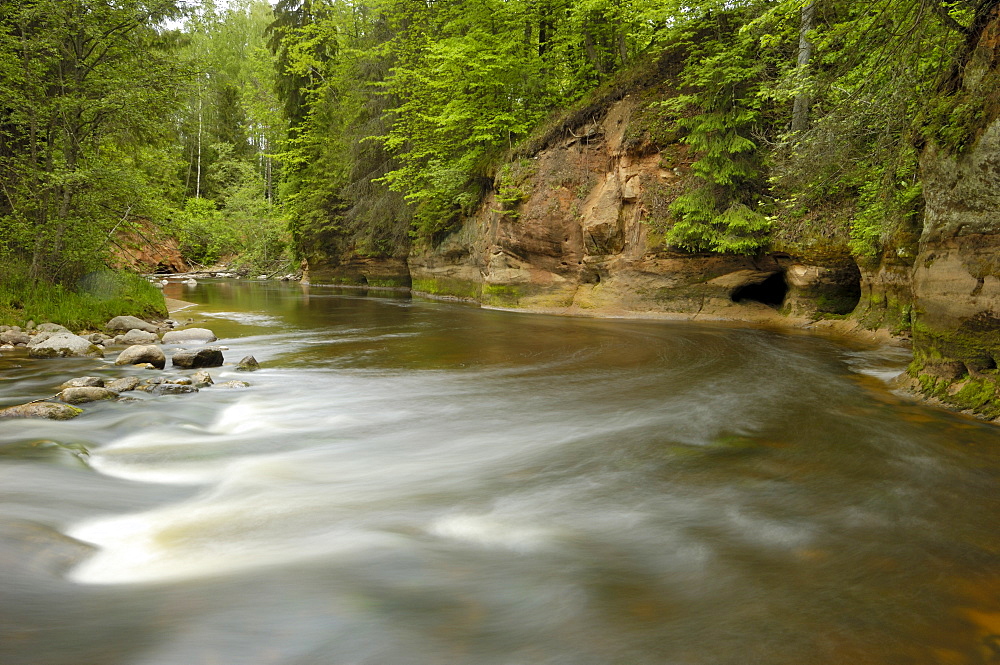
[196,90,203,198]
[583,31,605,75]
[791,2,816,133]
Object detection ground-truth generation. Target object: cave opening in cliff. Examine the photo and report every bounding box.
[731,272,788,307]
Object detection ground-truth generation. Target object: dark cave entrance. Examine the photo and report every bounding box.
[731,272,788,307]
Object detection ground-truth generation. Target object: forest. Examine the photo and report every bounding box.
[0,0,995,319]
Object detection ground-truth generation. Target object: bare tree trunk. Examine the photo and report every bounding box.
[791,1,816,132]
[583,32,605,75]
[196,83,203,198]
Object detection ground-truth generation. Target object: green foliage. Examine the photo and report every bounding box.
[658,11,771,254]
[171,198,238,265]
[0,0,189,283]
[0,265,166,330]
[493,160,538,218]
[759,0,969,260]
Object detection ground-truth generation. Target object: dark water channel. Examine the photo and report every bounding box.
[2,280,1000,665]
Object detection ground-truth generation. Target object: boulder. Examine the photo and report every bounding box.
[105,377,141,393]
[58,376,105,389]
[218,380,251,389]
[161,328,217,344]
[120,329,159,345]
[36,323,71,333]
[0,330,30,345]
[148,384,199,396]
[27,333,104,359]
[85,333,113,345]
[192,370,214,387]
[105,316,158,334]
[0,402,83,420]
[58,387,119,404]
[115,344,166,369]
[236,355,260,372]
[171,346,224,368]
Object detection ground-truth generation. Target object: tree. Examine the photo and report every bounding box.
[0,0,188,282]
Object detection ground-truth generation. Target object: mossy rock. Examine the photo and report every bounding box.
[0,402,83,420]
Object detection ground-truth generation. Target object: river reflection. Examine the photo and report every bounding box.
[1,280,999,665]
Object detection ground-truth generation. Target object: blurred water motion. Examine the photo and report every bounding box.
[1,280,999,665]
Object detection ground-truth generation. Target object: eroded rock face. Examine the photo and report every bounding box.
[27,333,104,359]
[909,11,1000,418]
[303,256,411,288]
[400,97,860,323]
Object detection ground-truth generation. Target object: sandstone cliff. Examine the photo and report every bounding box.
[111,220,188,275]
[405,95,864,328]
[299,13,1000,422]
[904,5,1000,419]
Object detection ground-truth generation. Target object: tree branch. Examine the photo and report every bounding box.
[928,0,971,34]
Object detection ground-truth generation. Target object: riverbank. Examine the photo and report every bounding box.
[165,297,197,313]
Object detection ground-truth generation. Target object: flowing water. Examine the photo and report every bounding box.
[1,280,999,665]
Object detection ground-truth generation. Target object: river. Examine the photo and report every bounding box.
[1,279,999,665]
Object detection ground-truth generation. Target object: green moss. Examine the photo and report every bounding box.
[481,284,524,307]
[411,277,482,300]
[323,275,370,286]
[366,278,410,289]
[856,294,912,332]
[951,378,999,412]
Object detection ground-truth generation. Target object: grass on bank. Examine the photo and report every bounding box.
[0,267,167,331]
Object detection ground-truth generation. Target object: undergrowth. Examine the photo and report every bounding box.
[0,265,166,330]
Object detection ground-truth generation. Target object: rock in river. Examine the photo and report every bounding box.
[105,377,141,393]
[171,346,224,369]
[115,344,166,369]
[218,380,251,389]
[58,377,105,389]
[192,370,214,387]
[161,328,218,344]
[0,402,83,420]
[106,316,159,334]
[27,333,104,359]
[236,355,260,371]
[58,387,118,405]
[119,329,159,345]
[0,330,30,346]
[147,384,199,396]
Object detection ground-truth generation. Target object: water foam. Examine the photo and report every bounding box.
[429,514,556,553]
